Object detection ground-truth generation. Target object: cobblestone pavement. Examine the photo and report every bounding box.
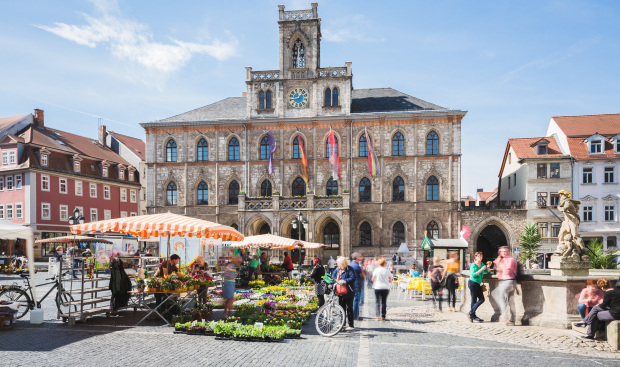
[1,273,619,366]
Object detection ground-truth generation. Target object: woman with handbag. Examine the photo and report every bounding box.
[442,251,461,312]
[468,252,490,322]
[331,256,356,331]
[309,257,326,307]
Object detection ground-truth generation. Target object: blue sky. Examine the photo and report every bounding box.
[1,0,619,197]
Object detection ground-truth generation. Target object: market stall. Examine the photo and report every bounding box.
[68,213,243,325]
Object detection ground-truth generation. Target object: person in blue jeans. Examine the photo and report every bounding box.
[468,252,490,322]
[350,252,365,321]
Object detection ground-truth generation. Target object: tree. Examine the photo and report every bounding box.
[587,240,619,269]
[518,223,542,268]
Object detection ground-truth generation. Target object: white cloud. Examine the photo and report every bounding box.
[36,0,238,74]
[323,14,384,43]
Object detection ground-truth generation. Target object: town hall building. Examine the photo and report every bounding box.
[141,3,467,258]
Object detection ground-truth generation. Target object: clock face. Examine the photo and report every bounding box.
[288,88,309,108]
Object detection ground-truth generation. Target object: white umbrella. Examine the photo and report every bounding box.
[397,242,410,254]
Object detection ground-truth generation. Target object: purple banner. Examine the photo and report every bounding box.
[264,130,277,174]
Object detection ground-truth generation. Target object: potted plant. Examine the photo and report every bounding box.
[136,279,145,292]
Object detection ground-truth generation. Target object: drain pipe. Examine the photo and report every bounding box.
[349,119,354,257]
[244,123,249,192]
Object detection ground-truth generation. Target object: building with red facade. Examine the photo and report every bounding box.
[0,109,141,260]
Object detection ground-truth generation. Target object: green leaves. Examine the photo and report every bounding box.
[587,239,619,269]
[519,223,542,267]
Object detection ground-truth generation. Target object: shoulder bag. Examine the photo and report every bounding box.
[335,270,348,296]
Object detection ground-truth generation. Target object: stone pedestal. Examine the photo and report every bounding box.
[548,255,591,276]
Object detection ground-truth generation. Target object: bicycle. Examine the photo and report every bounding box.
[0,272,77,320]
[315,275,346,337]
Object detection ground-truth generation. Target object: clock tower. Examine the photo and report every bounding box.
[245,3,353,118]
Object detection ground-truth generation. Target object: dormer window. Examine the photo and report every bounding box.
[102,166,108,177]
[41,154,48,166]
[616,140,620,153]
[74,161,81,172]
[590,140,602,153]
[292,38,305,68]
[129,171,134,181]
[119,169,125,180]
[538,145,548,155]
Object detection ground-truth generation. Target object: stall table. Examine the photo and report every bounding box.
[131,287,207,326]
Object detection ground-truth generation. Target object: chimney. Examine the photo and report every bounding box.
[34,109,44,127]
[99,125,107,145]
[242,92,247,97]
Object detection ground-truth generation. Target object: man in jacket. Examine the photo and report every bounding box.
[283,252,294,279]
[350,252,365,321]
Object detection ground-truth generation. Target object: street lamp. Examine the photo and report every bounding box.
[68,207,85,225]
[291,211,308,266]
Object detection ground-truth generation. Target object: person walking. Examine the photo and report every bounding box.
[309,257,326,307]
[372,258,392,321]
[365,259,376,289]
[468,252,490,322]
[332,256,356,331]
[392,253,397,267]
[351,252,365,321]
[223,256,242,319]
[493,246,518,326]
[327,256,336,274]
[283,252,294,279]
[582,277,620,339]
[429,257,444,311]
[442,251,461,312]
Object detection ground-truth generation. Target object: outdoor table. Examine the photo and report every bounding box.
[131,288,206,326]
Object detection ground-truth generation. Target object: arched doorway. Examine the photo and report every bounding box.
[476,225,508,261]
[259,223,271,235]
[291,225,306,241]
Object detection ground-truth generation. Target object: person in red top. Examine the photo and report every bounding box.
[493,246,518,326]
[283,252,294,279]
[575,278,604,327]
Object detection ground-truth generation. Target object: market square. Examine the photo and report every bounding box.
[1,1,620,365]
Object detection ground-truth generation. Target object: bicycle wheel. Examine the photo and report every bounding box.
[55,291,77,317]
[0,287,32,319]
[315,302,346,337]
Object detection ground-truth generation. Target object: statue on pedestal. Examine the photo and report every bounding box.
[553,190,589,261]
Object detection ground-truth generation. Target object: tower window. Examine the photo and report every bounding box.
[324,88,332,106]
[292,39,305,68]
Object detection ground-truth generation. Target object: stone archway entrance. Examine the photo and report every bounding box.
[476,225,508,261]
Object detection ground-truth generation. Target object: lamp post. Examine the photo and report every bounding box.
[291,211,308,265]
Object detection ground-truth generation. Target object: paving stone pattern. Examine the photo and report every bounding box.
[1,273,619,366]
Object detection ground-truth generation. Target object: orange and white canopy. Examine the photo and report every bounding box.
[35,235,113,244]
[70,212,243,241]
[300,241,327,249]
[231,234,303,250]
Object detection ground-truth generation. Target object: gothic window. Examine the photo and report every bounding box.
[260,136,270,160]
[228,137,240,161]
[359,177,371,202]
[359,134,368,157]
[392,132,404,156]
[326,136,338,158]
[166,139,177,162]
[392,221,405,246]
[292,177,306,196]
[197,181,208,205]
[426,176,439,201]
[266,90,272,109]
[393,176,405,202]
[426,131,439,155]
[259,91,265,109]
[427,221,439,239]
[260,180,272,197]
[293,136,304,159]
[166,182,177,206]
[197,138,208,162]
[324,88,332,106]
[231,223,239,230]
[292,38,305,68]
[323,221,340,249]
[332,87,339,106]
[359,221,372,246]
[326,178,338,196]
[228,180,239,205]
[259,223,271,235]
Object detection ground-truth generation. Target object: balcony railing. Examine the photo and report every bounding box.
[251,70,280,81]
[314,196,343,209]
[279,197,307,210]
[318,67,347,78]
[245,198,273,210]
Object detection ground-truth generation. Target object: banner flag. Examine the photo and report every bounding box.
[365,127,381,177]
[298,132,309,182]
[328,128,341,180]
[264,130,277,174]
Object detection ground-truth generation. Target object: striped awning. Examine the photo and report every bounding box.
[70,212,243,241]
[300,241,327,249]
[35,235,113,244]
[231,234,303,250]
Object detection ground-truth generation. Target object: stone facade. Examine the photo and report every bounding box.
[141,3,466,259]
